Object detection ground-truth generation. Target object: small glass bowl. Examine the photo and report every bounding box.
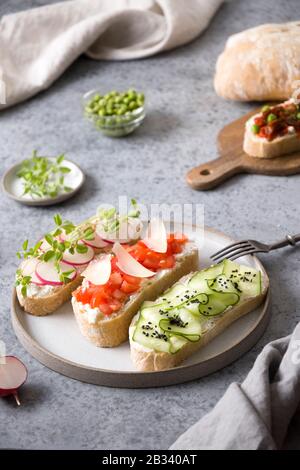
[82,89,146,137]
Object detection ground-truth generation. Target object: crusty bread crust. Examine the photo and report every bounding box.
[243,126,300,158]
[72,246,199,348]
[17,245,112,317]
[17,275,82,317]
[214,22,300,102]
[130,272,269,371]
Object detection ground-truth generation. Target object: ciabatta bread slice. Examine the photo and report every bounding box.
[72,243,199,348]
[16,275,82,317]
[129,261,269,371]
[244,116,300,158]
[243,100,300,158]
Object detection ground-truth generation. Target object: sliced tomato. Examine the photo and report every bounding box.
[109,299,122,312]
[121,280,140,294]
[122,274,141,285]
[158,256,175,269]
[98,303,113,316]
[112,289,127,301]
[109,272,123,286]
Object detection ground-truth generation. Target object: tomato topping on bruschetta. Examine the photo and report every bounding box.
[72,234,188,316]
[251,102,300,142]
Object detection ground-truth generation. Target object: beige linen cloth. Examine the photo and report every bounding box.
[0,0,223,109]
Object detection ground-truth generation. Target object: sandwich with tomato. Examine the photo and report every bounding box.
[71,219,198,347]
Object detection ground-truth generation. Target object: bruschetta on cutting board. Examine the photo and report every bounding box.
[244,100,300,158]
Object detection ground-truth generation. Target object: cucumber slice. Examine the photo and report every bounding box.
[208,275,238,294]
[132,314,170,353]
[222,259,261,299]
[184,293,209,315]
[160,283,187,303]
[141,301,170,322]
[188,262,224,291]
[169,335,188,354]
[199,291,239,316]
[159,307,202,342]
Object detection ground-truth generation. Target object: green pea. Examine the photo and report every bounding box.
[98,109,106,116]
[267,113,277,123]
[261,105,270,113]
[251,124,260,134]
[297,112,300,120]
[128,101,138,110]
[93,94,101,101]
[117,106,127,115]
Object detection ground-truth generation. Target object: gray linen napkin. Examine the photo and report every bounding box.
[171,323,300,450]
[0,0,223,109]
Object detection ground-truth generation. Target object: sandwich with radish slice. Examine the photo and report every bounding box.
[71,219,199,347]
[15,201,143,316]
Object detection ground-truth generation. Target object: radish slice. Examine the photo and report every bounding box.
[112,242,155,278]
[35,261,77,286]
[82,233,109,249]
[0,356,28,405]
[81,254,112,285]
[143,218,167,253]
[62,244,94,266]
[39,238,52,252]
[20,258,46,286]
[96,218,143,244]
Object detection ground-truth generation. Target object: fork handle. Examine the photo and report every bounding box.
[269,233,300,251]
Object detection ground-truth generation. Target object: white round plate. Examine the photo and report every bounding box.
[12,225,270,388]
[2,158,85,206]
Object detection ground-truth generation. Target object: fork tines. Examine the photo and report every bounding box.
[211,241,256,263]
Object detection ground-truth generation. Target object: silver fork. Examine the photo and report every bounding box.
[211,233,300,263]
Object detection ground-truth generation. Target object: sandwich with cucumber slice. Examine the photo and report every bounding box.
[129,259,269,371]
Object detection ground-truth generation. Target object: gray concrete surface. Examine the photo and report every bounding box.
[1,0,300,450]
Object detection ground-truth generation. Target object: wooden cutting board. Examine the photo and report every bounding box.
[186,108,300,190]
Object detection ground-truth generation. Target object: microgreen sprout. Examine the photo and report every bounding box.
[17,151,73,199]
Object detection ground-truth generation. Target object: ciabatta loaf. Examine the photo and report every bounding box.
[214,22,300,102]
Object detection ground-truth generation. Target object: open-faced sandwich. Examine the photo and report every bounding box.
[15,200,143,316]
[71,219,198,347]
[244,100,300,158]
[129,259,268,371]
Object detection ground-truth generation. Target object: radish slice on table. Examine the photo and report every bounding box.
[0,356,28,405]
[35,261,77,286]
[81,254,112,285]
[20,258,46,286]
[143,218,167,253]
[62,244,94,266]
[113,242,155,278]
[82,233,109,249]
